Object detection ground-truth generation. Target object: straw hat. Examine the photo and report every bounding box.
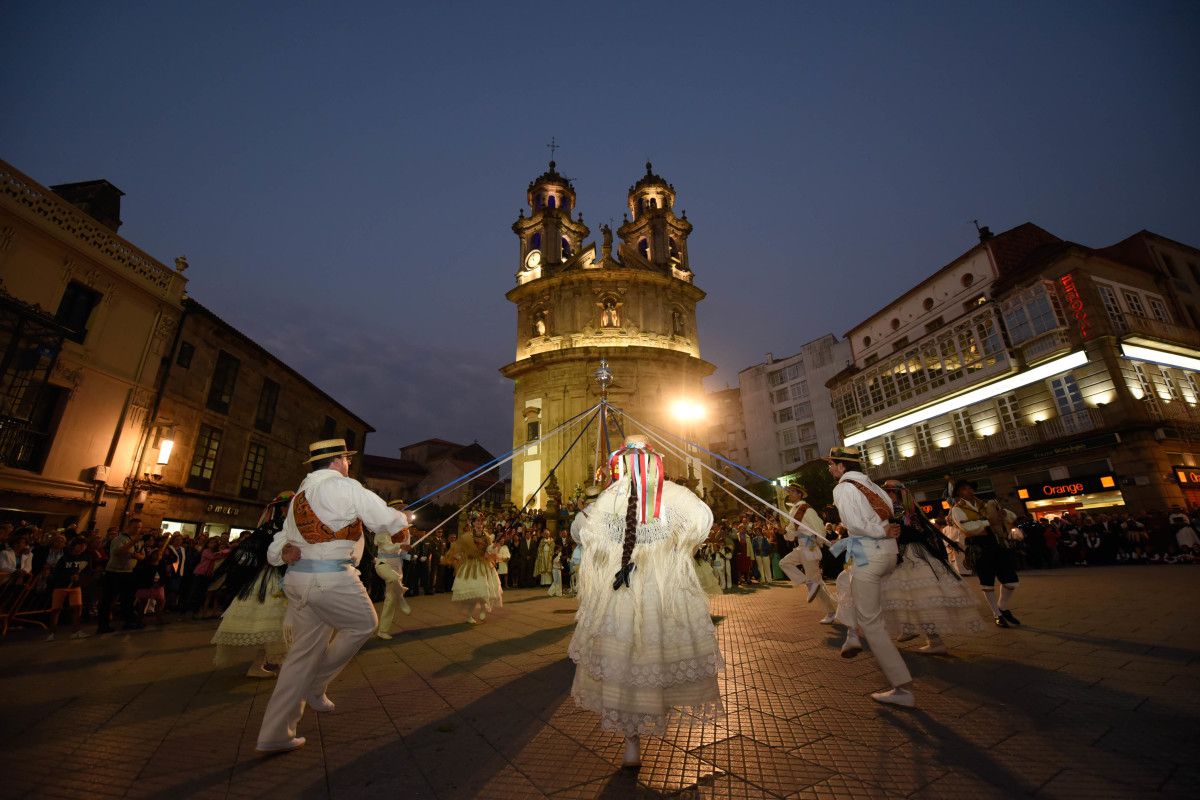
[304,438,357,464]
[825,445,862,465]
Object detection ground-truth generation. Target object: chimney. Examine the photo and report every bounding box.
[978,225,994,243]
[765,352,774,363]
[51,179,125,232]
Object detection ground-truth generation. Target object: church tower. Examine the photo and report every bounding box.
[501,161,714,507]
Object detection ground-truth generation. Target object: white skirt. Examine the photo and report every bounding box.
[880,549,987,638]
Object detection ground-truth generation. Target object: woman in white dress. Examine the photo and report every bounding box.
[211,492,293,677]
[879,480,985,653]
[535,531,555,587]
[569,436,724,769]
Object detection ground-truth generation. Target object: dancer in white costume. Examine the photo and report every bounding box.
[256,439,412,753]
[777,482,837,623]
[447,517,503,623]
[569,436,724,769]
[374,506,412,640]
[826,446,915,708]
[879,480,986,654]
[211,491,293,677]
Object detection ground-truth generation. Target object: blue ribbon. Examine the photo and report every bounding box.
[290,559,353,573]
[830,536,872,567]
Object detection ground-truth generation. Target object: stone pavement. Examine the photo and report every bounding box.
[1,566,1197,799]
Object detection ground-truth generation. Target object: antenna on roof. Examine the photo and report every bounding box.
[971,219,993,243]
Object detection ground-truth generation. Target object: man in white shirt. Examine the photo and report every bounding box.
[256,439,412,753]
[777,483,836,623]
[826,446,914,708]
[374,504,413,641]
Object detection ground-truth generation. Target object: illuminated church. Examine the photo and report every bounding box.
[501,161,714,506]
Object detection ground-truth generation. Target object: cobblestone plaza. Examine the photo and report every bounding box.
[1,566,1197,799]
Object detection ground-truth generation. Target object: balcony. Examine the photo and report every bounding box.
[1120,315,1200,350]
[872,407,1106,475]
[1019,329,1072,363]
[0,416,50,471]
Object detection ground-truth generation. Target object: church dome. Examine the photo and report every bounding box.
[627,162,676,219]
[526,161,575,212]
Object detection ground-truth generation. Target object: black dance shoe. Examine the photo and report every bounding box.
[1001,610,1021,626]
[994,615,1010,628]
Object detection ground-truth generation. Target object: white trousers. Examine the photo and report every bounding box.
[375,558,408,635]
[257,569,377,746]
[845,547,912,687]
[713,558,731,589]
[755,555,773,582]
[779,547,837,613]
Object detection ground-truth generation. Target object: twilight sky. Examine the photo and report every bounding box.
[3,1,1198,458]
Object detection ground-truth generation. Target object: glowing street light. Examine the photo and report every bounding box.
[670,398,706,424]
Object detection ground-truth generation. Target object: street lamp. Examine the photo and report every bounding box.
[669,398,706,490]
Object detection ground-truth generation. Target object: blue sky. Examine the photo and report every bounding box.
[3,1,1197,457]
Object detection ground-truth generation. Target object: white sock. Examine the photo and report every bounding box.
[981,588,1000,615]
[999,584,1016,611]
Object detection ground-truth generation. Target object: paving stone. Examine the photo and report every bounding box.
[0,570,1196,798]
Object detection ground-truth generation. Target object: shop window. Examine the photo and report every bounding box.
[187,425,222,490]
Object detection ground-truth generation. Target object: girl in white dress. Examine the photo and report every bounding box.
[569,436,724,768]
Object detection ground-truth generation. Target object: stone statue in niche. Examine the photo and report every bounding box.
[672,309,686,336]
[532,310,547,337]
[600,224,613,258]
[599,298,621,328]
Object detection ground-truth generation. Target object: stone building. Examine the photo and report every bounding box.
[738,334,851,479]
[362,439,507,509]
[133,299,374,539]
[501,162,714,506]
[0,160,187,530]
[828,222,1200,517]
[704,387,748,479]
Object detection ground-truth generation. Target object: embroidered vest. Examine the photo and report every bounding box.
[293,491,363,544]
[844,479,893,522]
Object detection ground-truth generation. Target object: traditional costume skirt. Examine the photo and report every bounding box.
[879,549,987,638]
[211,569,288,666]
[693,557,722,596]
[451,557,503,607]
[570,532,723,737]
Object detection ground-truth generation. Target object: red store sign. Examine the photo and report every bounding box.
[1060,274,1089,339]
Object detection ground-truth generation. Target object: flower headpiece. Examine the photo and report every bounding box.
[608,435,664,524]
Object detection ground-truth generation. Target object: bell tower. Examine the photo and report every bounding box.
[501,160,714,508]
[617,162,693,278]
[512,161,589,280]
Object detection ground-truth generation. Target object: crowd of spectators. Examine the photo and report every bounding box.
[4,496,1197,640]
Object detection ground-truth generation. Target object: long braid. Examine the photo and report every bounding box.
[622,476,639,570]
[614,474,639,590]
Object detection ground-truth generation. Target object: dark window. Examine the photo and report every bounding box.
[0,384,67,472]
[344,429,357,451]
[530,232,541,250]
[255,378,279,433]
[924,317,945,334]
[187,425,222,490]
[527,420,540,442]
[561,237,572,258]
[1162,253,1179,278]
[322,416,336,437]
[240,443,267,500]
[207,351,240,413]
[54,282,101,344]
[638,238,649,259]
[547,195,556,208]
[176,341,195,368]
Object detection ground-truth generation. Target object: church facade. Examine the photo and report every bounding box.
[501,162,714,506]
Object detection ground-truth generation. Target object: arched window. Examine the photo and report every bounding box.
[561,237,572,258]
[638,238,649,259]
[638,198,645,214]
[530,232,541,250]
[668,238,680,262]
[548,195,556,208]
[649,197,657,209]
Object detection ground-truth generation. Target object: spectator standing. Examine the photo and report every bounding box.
[45,537,94,640]
[96,520,145,633]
